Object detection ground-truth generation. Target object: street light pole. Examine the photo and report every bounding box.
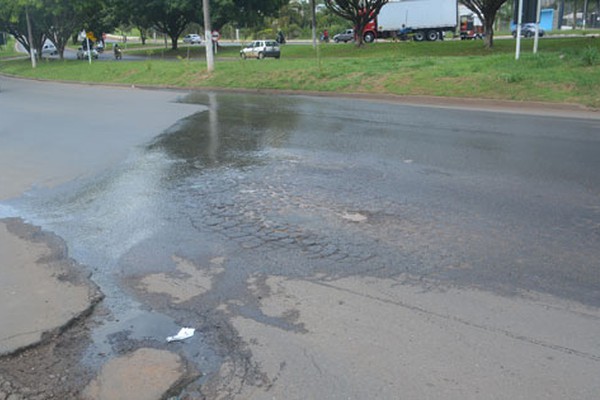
[86,35,92,64]
[203,0,214,73]
[311,0,317,48]
[533,0,542,53]
[515,0,524,60]
[25,7,36,69]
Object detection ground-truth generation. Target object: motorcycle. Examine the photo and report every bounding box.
[276,32,286,44]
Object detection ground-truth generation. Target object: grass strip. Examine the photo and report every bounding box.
[1,37,598,107]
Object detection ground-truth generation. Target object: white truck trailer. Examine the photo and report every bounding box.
[363,0,458,42]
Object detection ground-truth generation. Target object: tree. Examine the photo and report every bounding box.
[0,0,112,61]
[324,0,389,46]
[41,0,107,59]
[0,0,47,60]
[144,0,198,50]
[462,0,509,48]
[210,0,286,31]
[112,0,154,45]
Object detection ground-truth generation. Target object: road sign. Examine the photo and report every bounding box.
[86,31,96,41]
[211,31,220,41]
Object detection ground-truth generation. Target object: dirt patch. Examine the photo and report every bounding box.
[0,309,97,400]
[0,218,103,356]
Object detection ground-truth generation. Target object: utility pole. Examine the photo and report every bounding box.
[203,0,214,72]
[533,0,541,53]
[515,0,523,60]
[25,7,36,69]
[311,0,317,48]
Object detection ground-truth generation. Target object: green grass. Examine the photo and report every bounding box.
[1,37,599,107]
[0,36,23,59]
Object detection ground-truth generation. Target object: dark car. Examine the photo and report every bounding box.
[333,29,354,43]
[512,23,545,38]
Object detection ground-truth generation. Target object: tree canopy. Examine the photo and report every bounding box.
[462,0,509,48]
[0,0,110,59]
[0,0,289,56]
[324,0,389,46]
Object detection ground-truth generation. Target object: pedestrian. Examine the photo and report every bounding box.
[399,24,411,41]
[114,43,122,60]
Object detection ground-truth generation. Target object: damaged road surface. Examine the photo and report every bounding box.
[1,77,599,399]
[0,218,102,356]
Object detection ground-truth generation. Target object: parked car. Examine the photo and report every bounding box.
[77,47,99,59]
[333,29,355,43]
[183,34,202,44]
[33,40,57,57]
[512,23,545,38]
[240,40,280,59]
[41,42,58,56]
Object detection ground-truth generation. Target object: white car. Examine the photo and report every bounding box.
[32,40,57,57]
[41,42,58,56]
[77,47,99,59]
[240,40,281,59]
[183,34,202,44]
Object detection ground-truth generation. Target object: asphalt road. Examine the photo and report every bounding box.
[1,77,599,399]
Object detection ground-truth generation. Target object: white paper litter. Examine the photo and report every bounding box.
[166,327,195,343]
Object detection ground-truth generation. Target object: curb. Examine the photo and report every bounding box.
[1,72,599,120]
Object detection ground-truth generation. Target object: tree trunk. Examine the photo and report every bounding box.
[57,43,66,60]
[354,20,366,47]
[483,18,495,48]
[138,27,147,45]
[171,35,178,50]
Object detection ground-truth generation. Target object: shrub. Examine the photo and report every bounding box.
[581,45,599,66]
[499,72,525,83]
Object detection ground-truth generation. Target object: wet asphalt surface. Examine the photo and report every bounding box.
[2,88,600,396]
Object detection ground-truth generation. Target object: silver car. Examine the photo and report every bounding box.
[333,29,355,43]
[240,40,281,59]
[77,47,99,60]
[183,34,202,44]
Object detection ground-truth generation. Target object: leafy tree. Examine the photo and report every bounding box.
[41,0,107,59]
[85,0,119,45]
[112,0,154,45]
[324,0,389,46]
[144,0,198,49]
[0,0,46,58]
[462,0,509,48]
[211,0,287,30]
[0,0,113,60]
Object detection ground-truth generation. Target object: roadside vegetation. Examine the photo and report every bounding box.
[0,36,20,58]
[1,37,599,108]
